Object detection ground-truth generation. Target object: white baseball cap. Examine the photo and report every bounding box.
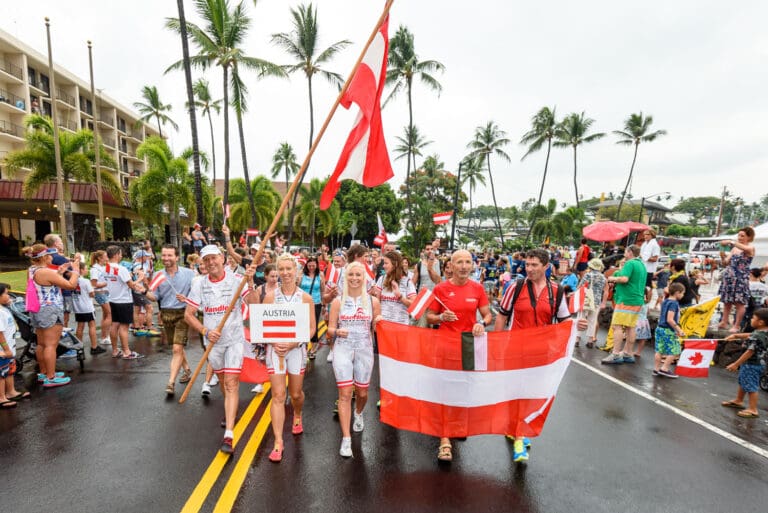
[199,245,222,259]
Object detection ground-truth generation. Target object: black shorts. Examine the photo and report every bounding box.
[74,312,95,323]
[646,272,654,289]
[132,291,149,306]
[576,262,589,272]
[110,302,134,325]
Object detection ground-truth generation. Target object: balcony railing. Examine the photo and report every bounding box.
[0,88,25,110]
[0,60,23,80]
[130,129,143,141]
[59,119,78,132]
[28,78,50,94]
[99,113,113,126]
[55,87,76,107]
[0,119,24,138]
[103,136,115,148]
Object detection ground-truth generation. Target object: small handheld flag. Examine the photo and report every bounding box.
[224,203,231,221]
[433,212,452,225]
[408,288,435,320]
[325,264,341,286]
[568,283,587,314]
[676,339,717,378]
[148,272,167,292]
[246,228,260,237]
[373,212,388,247]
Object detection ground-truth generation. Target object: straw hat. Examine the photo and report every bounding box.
[587,258,604,271]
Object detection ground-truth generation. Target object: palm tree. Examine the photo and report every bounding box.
[191,78,222,186]
[394,125,432,172]
[520,106,557,245]
[613,112,667,219]
[460,155,486,229]
[294,178,338,247]
[271,142,299,193]
[132,136,195,247]
[166,0,285,208]
[271,2,350,243]
[226,176,281,233]
[385,25,445,249]
[553,112,605,208]
[467,121,511,245]
[529,199,559,243]
[4,114,120,248]
[133,85,178,137]
[173,0,205,227]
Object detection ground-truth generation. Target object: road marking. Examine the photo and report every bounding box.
[571,358,768,460]
[213,400,273,513]
[180,384,272,513]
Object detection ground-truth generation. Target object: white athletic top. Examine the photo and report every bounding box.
[336,295,373,350]
[274,287,307,343]
[89,263,107,293]
[72,277,95,314]
[375,275,416,325]
[187,272,248,348]
[0,305,18,352]
[103,263,133,304]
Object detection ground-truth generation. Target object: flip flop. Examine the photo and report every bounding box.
[736,410,759,418]
[437,444,453,462]
[721,400,744,409]
[269,447,283,462]
[8,391,31,401]
[1,400,17,409]
[122,351,145,360]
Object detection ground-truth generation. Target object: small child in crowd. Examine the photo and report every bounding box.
[0,283,29,408]
[73,263,105,355]
[654,282,686,378]
[633,287,653,358]
[721,308,768,419]
[653,263,671,309]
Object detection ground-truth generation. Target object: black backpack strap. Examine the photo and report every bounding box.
[553,282,567,323]
[503,277,527,328]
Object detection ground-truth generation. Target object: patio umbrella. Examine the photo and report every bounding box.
[582,221,630,242]
[620,221,650,232]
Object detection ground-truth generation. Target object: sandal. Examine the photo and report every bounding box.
[111,349,123,358]
[292,417,304,435]
[7,391,31,401]
[122,351,145,360]
[0,400,17,409]
[721,400,744,409]
[165,383,175,396]
[437,444,453,462]
[179,369,192,383]
[736,410,759,418]
[268,446,283,462]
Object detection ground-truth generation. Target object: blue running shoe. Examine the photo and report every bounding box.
[58,349,77,359]
[523,437,531,448]
[512,439,529,463]
[43,375,71,388]
[622,353,636,363]
[38,372,65,382]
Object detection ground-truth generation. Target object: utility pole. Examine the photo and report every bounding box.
[715,186,727,236]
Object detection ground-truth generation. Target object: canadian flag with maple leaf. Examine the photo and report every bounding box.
[676,339,717,378]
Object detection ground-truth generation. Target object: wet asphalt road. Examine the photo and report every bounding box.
[2,328,767,513]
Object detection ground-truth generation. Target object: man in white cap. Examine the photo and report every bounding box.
[184,245,258,455]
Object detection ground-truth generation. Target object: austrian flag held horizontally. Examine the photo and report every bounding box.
[676,339,717,378]
[407,288,434,320]
[376,320,578,438]
[433,211,452,225]
[319,14,393,210]
[148,272,167,292]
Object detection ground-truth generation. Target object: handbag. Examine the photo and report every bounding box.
[25,268,41,313]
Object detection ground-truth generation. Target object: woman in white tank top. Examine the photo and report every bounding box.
[262,254,316,463]
[328,261,382,457]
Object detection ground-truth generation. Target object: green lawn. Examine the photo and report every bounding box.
[0,270,27,293]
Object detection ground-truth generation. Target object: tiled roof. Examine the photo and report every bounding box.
[0,180,126,207]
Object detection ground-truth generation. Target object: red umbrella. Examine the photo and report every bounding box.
[582,221,630,242]
[620,221,650,232]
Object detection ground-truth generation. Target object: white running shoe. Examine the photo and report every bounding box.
[250,384,264,394]
[201,382,212,396]
[353,411,364,432]
[327,349,334,363]
[210,374,219,386]
[100,337,112,345]
[339,437,352,458]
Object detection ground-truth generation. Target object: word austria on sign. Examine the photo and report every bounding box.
[250,303,311,343]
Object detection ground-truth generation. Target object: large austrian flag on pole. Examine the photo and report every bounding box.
[433,211,452,225]
[319,14,392,210]
[376,320,577,438]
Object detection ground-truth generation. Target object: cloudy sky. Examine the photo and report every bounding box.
[4,1,767,209]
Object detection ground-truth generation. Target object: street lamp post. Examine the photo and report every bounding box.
[637,191,670,223]
[87,41,105,241]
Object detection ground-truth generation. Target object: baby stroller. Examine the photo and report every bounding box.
[8,294,85,374]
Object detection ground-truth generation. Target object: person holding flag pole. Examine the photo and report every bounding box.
[425,250,492,462]
[176,0,397,459]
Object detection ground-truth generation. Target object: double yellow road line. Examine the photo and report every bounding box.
[181,384,273,513]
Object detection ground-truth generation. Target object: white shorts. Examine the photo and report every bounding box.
[208,343,243,375]
[266,344,307,376]
[332,343,374,388]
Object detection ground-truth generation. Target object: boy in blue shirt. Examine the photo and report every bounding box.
[654,282,686,378]
[721,308,768,419]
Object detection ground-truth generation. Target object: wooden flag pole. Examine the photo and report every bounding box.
[179,0,395,403]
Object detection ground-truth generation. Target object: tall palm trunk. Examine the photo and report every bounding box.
[406,77,415,251]
[524,138,552,246]
[236,111,258,226]
[572,145,580,208]
[222,65,231,208]
[63,181,75,251]
[156,114,163,138]
[208,113,216,187]
[486,153,504,246]
[616,143,639,220]
[176,0,204,226]
[169,205,178,248]
[287,74,315,244]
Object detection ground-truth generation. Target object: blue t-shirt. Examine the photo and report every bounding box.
[51,253,73,297]
[483,262,499,283]
[299,274,322,304]
[658,299,680,329]
[561,273,578,291]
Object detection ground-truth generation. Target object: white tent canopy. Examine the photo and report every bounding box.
[753,222,768,269]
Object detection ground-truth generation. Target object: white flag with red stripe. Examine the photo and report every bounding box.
[676,339,717,378]
[373,212,388,247]
[407,287,434,320]
[568,283,587,314]
[325,264,341,286]
[433,211,452,225]
[365,263,376,281]
[224,203,231,221]
[376,320,577,438]
[148,272,167,291]
[246,228,259,237]
[319,13,393,210]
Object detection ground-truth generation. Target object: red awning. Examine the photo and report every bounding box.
[0,180,127,207]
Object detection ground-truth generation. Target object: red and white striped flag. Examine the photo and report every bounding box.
[240,340,268,384]
[319,13,393,210]
[407,287,434,320]
[224,203,231,221]
[325,264,341,286]
[246,228,259,237]
[376,320,577,438]
[148,272,167,291]
[365,263,376,281]
[373,212,388,247]
[262,320,297,339]
[568,283,587,314]
[676,339,717,378]
[433,211,452,225]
